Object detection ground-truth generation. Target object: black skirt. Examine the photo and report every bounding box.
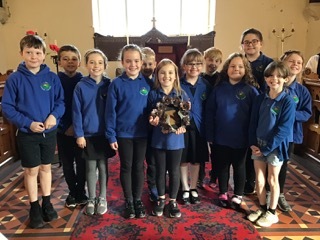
[80,135,116,160]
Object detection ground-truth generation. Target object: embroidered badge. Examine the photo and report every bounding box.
[140,87,149,96]
[40,82,51,91]
[271,106,280,115]
[200,91,207,101]
[236,90,246,100]
[292,95,299,103]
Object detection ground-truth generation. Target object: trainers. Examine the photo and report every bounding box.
[76,194,88,206]
[168,200,181,218]
[85,198,96,215]
[218,193,228,208]
[96,197,108,215]
[124,201,135,219]
[152,198,166,216]
[149,186,158,202]
[247,209,264,222]
[266,191,271,208]
[230,195,242,210]
[134,200,146,218]
[65,195,76,208]
[42,203,58,222]
[278,193,292,212]
[256,211,279,227]
[29,205,45,229]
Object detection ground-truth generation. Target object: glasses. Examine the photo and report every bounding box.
[186,62,203,67]
[242,39,260,46]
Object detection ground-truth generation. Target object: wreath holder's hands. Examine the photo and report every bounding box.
[149,115,159,126]
[175,126,186,134]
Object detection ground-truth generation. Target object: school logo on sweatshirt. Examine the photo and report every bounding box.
[292,95,299,104]
[271,105,280,115]
[236,90,246,100]
[140,87,149,96]
[200,91,207,100]
[40,82,51,91]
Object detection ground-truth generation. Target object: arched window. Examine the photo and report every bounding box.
[92,0,215,37]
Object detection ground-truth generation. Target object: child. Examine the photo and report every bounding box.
[57,45,87,208]
[199,46,223,189]
[148,58,188,217]
[267,50,311,212]
[240,28,274,195]
[180,48,211,204]
[141,47,158,202]
[247,61,295,227]
[2,35,65,228]
[205,52,259,209]
[105,44,152,219]
[73,49,115,215]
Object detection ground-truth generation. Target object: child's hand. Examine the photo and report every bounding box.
[30,122,45,133]
[44,114,57,130]
[175,127,186,135]
[251,145,262,156]
[77,137,86,148]
[110,142,118,151]
[149,116,159,126]
[65,125,74,136]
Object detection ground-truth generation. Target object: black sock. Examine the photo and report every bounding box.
[30,200,40,210]
[268,208,276,214]
[42,195,51,207]
[260,204,267,212]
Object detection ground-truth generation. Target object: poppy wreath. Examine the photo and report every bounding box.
[151,95,190,133]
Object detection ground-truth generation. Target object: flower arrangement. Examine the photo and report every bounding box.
[151,95,190,133]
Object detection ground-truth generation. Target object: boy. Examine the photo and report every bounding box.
[141,47,158,202]
[57,45,87,208]
[198,47,223,189]
[2,35,65,228]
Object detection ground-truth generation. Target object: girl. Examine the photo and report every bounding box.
[269,51,311,212]
[149,58,188,218]
[105,44,152,219]
[205,53,259,209]
[180,49,212,205]
[72,49,115,216]
[247,61,295,227]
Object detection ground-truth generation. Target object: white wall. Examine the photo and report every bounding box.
[0,0,320,76]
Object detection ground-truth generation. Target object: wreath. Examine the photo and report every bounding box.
[150,95,190,133]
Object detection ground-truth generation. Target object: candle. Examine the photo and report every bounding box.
[187,35,190,46]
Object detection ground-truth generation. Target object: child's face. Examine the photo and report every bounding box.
[58,51,80,75]
[85,53,106,79]
[241,33,262,56]
[122,50,142,79]
[204,56,222,74]
[227,57,245,82]
[141,56,156,78]
[20,47,45,72]
[158,64,176,90]
[283,53,303,76]
[183,60,203,79]
[265,69,287,92]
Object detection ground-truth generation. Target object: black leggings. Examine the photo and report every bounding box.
[118,137,147,201]
[153,148,182,199]
[213,144,247,196]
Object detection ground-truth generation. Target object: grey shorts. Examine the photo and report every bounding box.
[252,149,283,167]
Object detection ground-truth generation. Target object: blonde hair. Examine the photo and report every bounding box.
[204,47,222,62]
[142,47,156,60]
[180,48,203,66]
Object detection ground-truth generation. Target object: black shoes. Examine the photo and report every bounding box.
[65,195,76,208]
[42,203,58,222]
[134,200,146,218]
[29,204,45,229]
[124,201,135,219]
[168,200,181,218]
[190,189,200,204]
[152,198,166,216]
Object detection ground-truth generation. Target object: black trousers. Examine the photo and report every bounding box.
[145,132,156,189]
[57,133,86,198]
[118,137,147,201]
[153,148,182,199]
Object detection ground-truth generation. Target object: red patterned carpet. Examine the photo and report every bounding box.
[0,154,319,239]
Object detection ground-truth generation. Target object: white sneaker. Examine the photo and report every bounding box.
[256,211,279,227]
[247,209,264,222]
[96,197,108,215]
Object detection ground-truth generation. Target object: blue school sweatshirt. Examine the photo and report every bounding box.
[72,76,111,138]
[205,80,259,148]
[148,88,189,150]
[58,72,83,133]
[286,79,312,144]
[105,72,152,144]
[2,62,65,133]
[249,91,296,161]
[180,76,212,137]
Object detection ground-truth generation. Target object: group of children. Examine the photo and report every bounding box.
[1,27,312,229]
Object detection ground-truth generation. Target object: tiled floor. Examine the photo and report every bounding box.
[0,155,319,240]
